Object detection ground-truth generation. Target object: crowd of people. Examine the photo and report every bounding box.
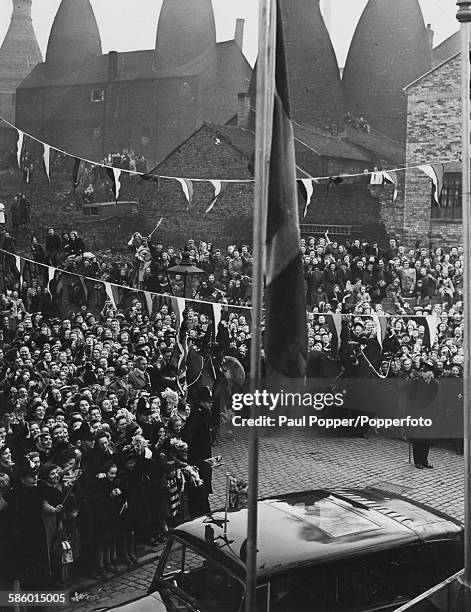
[10,227,466,315]
[0,224,466,589]
[0,293,227,590]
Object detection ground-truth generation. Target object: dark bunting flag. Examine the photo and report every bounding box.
[326,175,343,195]
[72,157,81,192]
[139,172,160,189]
[265,0,307,378]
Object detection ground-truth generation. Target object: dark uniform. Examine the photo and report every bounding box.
[407,363,438,468]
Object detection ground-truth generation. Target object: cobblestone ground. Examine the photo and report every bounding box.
[66,427,464,611]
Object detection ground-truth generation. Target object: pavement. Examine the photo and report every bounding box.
[65,426,464,611]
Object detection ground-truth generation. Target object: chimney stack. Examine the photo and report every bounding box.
[426,24,434,51]
[11,0,33,19]
[235,18,245,49]
[237,92,250,129]
[108,50,118,80]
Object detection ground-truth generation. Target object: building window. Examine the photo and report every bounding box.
[91,89,104,103]
[431,172,461,220]
[91,126,102,139]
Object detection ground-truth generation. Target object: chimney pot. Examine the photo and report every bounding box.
[235,18,245,49]
[426,23,434,50]
[108,50,118,80]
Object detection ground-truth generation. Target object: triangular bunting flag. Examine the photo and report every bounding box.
[205,180,228,214]
[370,170,383,185]
[140,172,160,184]
[16,130,24,168]
[171,296,186,328]
[144,291,154,317]
[106,167,122,202]
[382,170,398,202]
[371,313,388,347]
[72,158,81,192]
[330,313,342,350]
[418,164,444,206]
[104,282,117,309]
[299,179,315,218]
[425,315,439,348]
[43,144,51,181]
[176,178,194,209]
[326,176,343,194]
[14,254,23,286]
[46,266,55,297]
[213,303,222,332]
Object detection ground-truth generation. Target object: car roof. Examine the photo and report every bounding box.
[173,487,462,580]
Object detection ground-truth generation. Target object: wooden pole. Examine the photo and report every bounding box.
[224,471,230,538]
[245,0,277,610]
[457,2,471,600]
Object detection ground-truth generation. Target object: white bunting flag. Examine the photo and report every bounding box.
[16,130,24,168]
[300,179,315,218]
[213,303,222,332]
[418,164,444,206]
[43,144,51,181]
[205,180,222,214]
[113,168,122,200]
[425,315,439,348]
[370,170,383,185]
[176,178,194,208]
[46,266,55,297]
[144,291,154,317]
[330,313,342,350]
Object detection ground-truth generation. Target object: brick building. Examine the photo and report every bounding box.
[15,0,251,165]
[0,0,42,154]
[402,53,462,248]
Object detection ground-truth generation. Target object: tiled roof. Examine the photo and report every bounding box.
[294,123,371,163]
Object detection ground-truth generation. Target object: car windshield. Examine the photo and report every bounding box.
[157,537,245,612]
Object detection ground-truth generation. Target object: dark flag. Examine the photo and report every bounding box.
[326,175,344,195]
[72,157,81,192]
[139,172,160,189]
[265,0,307,378]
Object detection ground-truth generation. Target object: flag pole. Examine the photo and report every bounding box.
[224,471,230,538]
[246,0,277,610]
[457,1,471,605]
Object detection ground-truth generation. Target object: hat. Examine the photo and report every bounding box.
[136,397,151,415]
[197,386,212,402]
[120,447,138,463]
[125,422,140,438]
[422,361,435,373]
[69,423,94,444]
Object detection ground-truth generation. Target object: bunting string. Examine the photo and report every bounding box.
[0,248,452,321]
[0,115,462,186]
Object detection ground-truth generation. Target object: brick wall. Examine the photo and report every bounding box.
[404,55,462,247]
[16,44,251,167]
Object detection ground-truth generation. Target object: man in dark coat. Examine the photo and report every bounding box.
[182,387,213,519]
[407,361,439,468]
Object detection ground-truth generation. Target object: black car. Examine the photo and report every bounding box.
[147,488,463,612]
